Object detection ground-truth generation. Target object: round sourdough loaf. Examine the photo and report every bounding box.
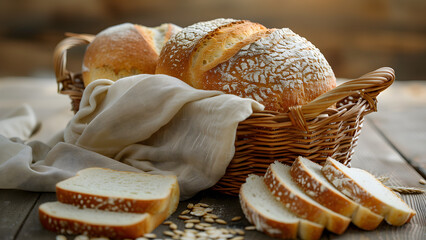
[82,23,182,86]
[156,18,336,112]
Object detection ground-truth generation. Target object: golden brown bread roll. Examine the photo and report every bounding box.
[156,18,336,112]
[82,23,182,86]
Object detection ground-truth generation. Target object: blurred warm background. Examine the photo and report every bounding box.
[0,0,425,80]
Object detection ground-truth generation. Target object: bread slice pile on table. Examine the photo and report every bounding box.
[39,168,179,239]
[239,157,416,240]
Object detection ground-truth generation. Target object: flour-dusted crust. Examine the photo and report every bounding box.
[83,23,182,86]
[322,157,416,226]
[56,168,179,216]
[239,175,323,240]
[264,162,350,234]
[156,18,336,112]
[291,156,384,230]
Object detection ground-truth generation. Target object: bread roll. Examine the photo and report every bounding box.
[82,23,182,86]
[156,18,336,112]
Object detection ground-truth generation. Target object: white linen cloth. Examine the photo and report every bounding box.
[0,74,263,199]
[0,104,38,140]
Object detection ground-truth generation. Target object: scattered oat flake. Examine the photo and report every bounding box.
[169,223,178,230]
[56,235,67,240]
[231,216,242,221]
[216,219,227,224]
[245,225,256,230]
[143,233,157,238]
[420,179,426,185]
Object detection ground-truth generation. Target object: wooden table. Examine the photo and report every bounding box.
[1,77,425,240]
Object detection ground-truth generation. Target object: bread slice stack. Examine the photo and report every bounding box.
[322,157,416,226]
[239,157,416,239]
[39,168,179,239]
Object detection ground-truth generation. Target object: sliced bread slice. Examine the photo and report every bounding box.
[322,157,416,226]
[239,175,324,240]
[291,156,384,230]
[264,161,351,234]
[39,201,163,238]
[56,168,179,216]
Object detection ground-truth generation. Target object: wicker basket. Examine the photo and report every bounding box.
[54,34,395,196]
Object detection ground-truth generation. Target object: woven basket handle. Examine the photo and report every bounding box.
[53,33,94,92]
[288,67,395,129]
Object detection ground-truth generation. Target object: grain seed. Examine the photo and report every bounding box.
[181,209,190,215]
[163,231,175,237]
[173,229,184,235]
[204,217,215,223]
[235,229,245,235]
[215,219,227,225]
[198,203,209,208]
[204,213,218,219]
[195,224,205,230]
[190,211,206,217]
[179,215,192,220]
[245,225,256,230]
[56,235,67,240]
[420,179,426,185]
[143,233,157,238]
[169,223,178,230]
[187,203,194,209]
[163,220,173,225]
[184,219,200,223]
[204,208,213,213]
[185,222,194,228]
[198,223,212,227]
[231,216,242,221]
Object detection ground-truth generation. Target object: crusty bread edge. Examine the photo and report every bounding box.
[322,157,416,226]
[56,168,180,215]
[38,203,151,238]
[265,162,350,234]
[239,176,323,240]
[290,156,358,217]
[291,157,384,230]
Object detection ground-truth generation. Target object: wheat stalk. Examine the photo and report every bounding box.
[376,175,424,194]
[388,186,425,194]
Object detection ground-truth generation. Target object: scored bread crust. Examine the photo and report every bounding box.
[82,23,181,86]
[322,157,416,226]
[264,162,350,234]
[38,202,170,238]
[239,175,323,240]
[156,18,336,112]
[56,168,179,216]
[290,156,384,230]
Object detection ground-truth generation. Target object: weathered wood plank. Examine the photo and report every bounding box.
[15,193,57,240]
[0,190,40,240]
[369,81,426,178]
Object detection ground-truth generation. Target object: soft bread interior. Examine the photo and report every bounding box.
[57,168,176,200]
[297,157,351,199]
[40,202,147,225]
[139,23,173,54]
[242,174,300,223]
